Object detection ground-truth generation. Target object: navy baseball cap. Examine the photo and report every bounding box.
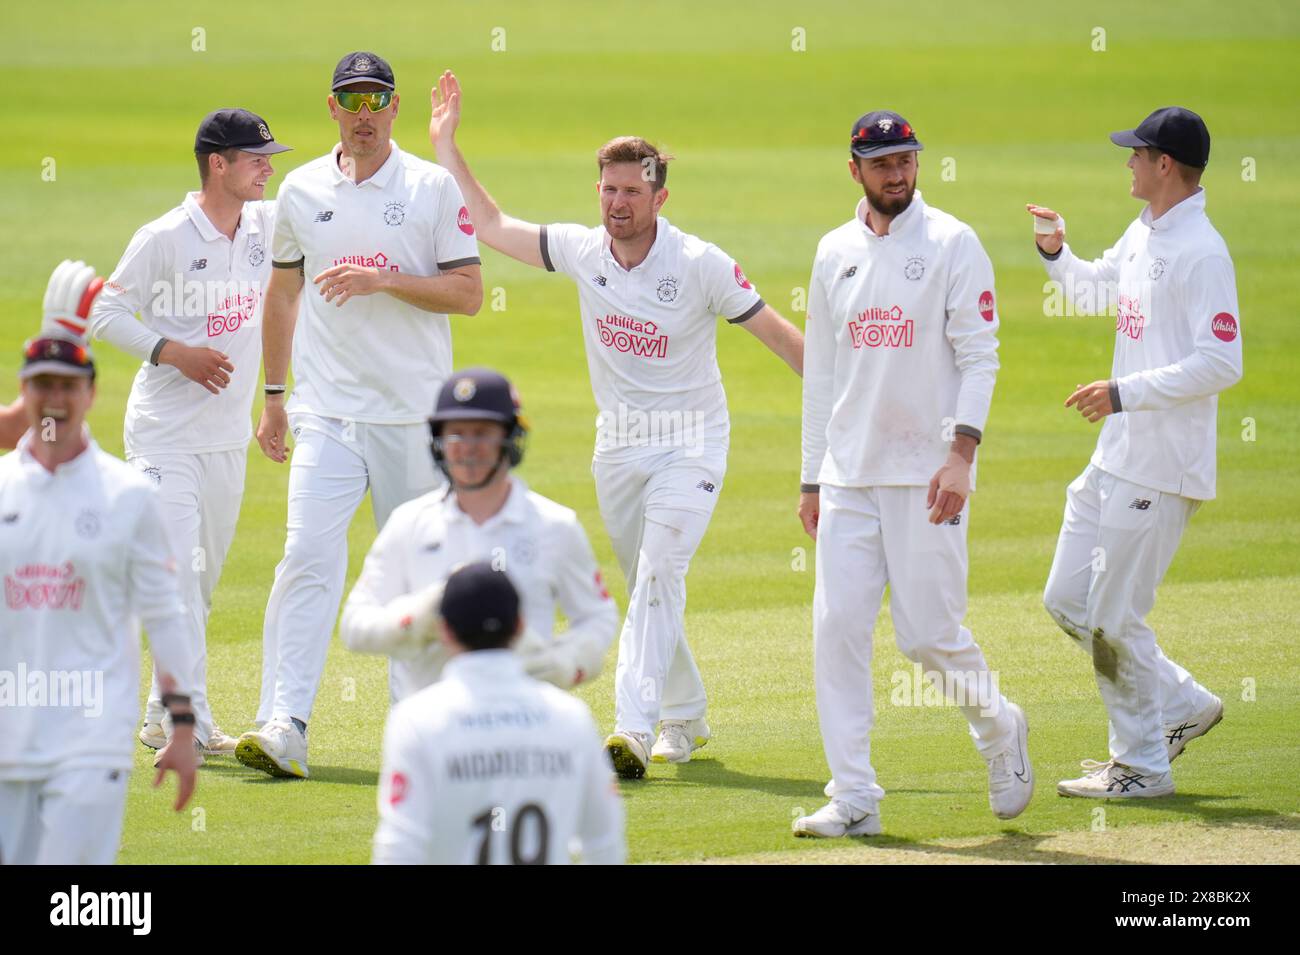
[332,51,395,91]
[430,368,525,432]
[440,562,521,650]
[1110,107,1210,169]
[21,335,95,381]
[195,108,292,155]
[851,110,924,158]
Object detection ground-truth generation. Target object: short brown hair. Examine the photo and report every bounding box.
[196,147,240,186]
[597,137,673,191]
[1137,146,1203,185]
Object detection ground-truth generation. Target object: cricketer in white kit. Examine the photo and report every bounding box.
[1,273,198,864]
[1029,106,1240,799]
[429,70,804,779]
[339,367,619,701]
[89,108,292,763]
[795,111,1033,838]
[240,52,482,779]
[373,561,625,864]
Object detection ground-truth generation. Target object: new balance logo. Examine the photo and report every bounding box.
[840,266,858,279]
[1128,498,1152,511]
[315,211,334,222]
[2,513,17,524]
[592,275,607,287]
[1107,771,1148,793]
[942,514,961,526]
[189,258,207,271]
[696,480,716,493]
[422,541,442,552]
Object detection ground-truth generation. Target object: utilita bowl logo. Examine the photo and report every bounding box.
[333,252,401,272]
[457,206,475,236]
[1211,312,1238,342]
[597,314,668,358]
[1116,293,1146,341]
[848,305,913,349]
[5,562,86,611]
[207,289,260,338]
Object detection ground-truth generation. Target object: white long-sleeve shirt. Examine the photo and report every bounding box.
[0,432,192,779]
[802,192,1000,488]
[373,650,625,865]
[1039,188,1242,499]
[339,477,618,700]
[88,193,274,456]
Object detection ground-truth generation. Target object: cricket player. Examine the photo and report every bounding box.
[88,109,292,765]
[373,561,626,864]
[339,367,619,702]
[239,52,483,779]
[795,111,1033,837]
[1030,106,1239,798]
[0,270,198,864]
[429,70,804,779]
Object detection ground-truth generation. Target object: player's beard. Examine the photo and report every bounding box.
[864,178,915,218]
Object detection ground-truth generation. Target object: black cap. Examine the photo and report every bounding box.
[440,562,521,651]
[1110,107,1210,169]
[332,51,395,91]
[21,335,95,381]
[195,108,292,155]
[430,368,524,432]
[851,110,924,158]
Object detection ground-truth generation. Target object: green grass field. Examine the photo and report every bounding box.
[3,0,1298,863]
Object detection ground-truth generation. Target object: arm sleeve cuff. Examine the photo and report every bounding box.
[539,225,555,272]
[800,482,820,494]
[1108,379,1123,413]
[1036,244,1062,262]
[272,258,305,270]
[437,256,481,270]
[726,298,766,325]
[149,338,168,366]
[954,424,983,444]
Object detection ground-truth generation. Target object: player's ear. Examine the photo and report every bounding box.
[653,187,669,212]
[848,157,863,183]
[391,92,400,117]
[327,95,338,120]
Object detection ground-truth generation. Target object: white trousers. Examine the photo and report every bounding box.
[813,484,1014,815]
[0,767,129,865]
[257,414,442,725]
[1042,464,1213,775]
[597,448,726,737]
[130,449,246,747]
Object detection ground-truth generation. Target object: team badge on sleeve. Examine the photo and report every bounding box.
[388,771,408,806]
[978,290,995,322]
[733,263,752,289]
[1211,312,1238,342]
[457,206,475,236]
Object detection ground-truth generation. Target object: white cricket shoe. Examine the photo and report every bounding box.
[138,722,167,750]
[985,702,1034,819]
[603,731,652,780]
[203,724,240,756]
[792,800,882,838]
[1057,759,1174,799]
[651,718,711,763]
[236,719,309,779]
[1165,695,1223,761]
[153,736,204,770]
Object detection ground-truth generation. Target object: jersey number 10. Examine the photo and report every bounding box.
[472,803,550,865]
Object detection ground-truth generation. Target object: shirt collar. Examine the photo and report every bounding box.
[442,476,529,528]
[329,140,402,188]
[17,426,97,478]
[856,189,926,240]
[601,216,670,272]
[1141,187,1206,232]
[182,192,262,241]
[443,648,526,681]
[183,192,224,243]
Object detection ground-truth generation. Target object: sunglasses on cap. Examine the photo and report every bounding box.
[335,90,394,113]
[853,121,914,144]
[21,335,95,380]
